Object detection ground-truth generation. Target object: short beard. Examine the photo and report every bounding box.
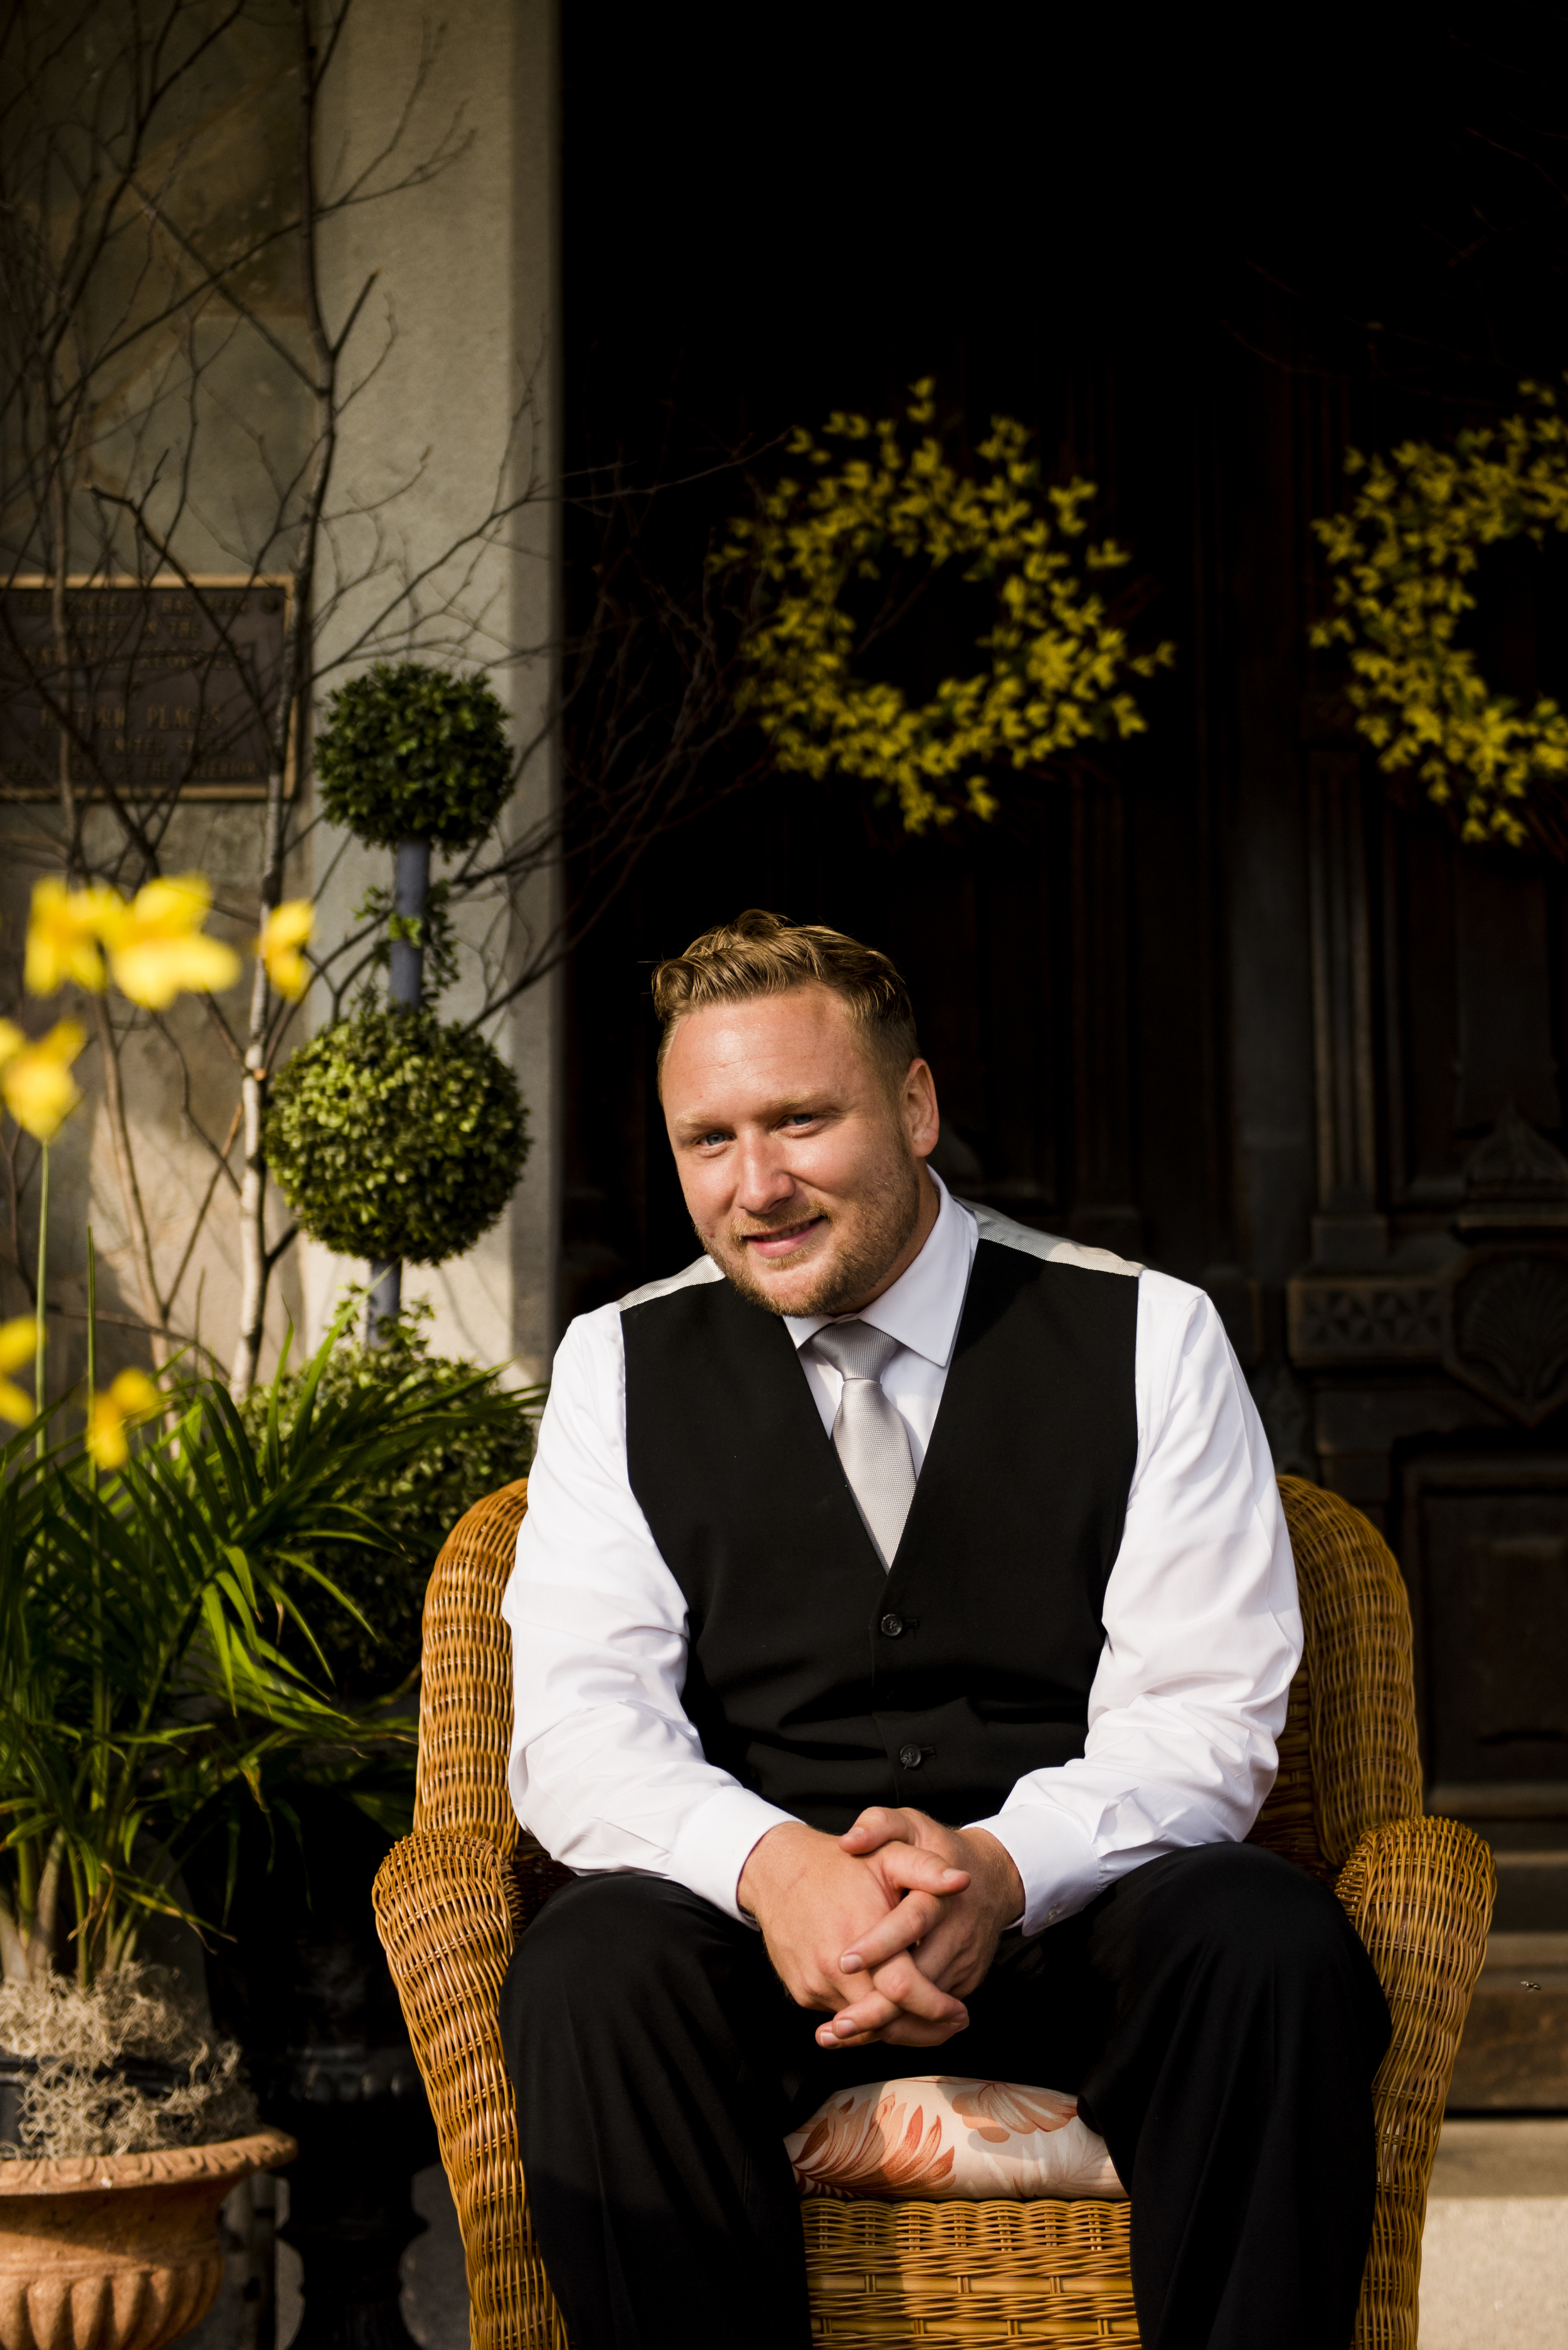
[707,1151,924,1318]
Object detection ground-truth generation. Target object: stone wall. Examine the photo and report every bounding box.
[306,0,561,1382]
[0,0,562,1392]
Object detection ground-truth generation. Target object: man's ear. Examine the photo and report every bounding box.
[903,1058,941,1158]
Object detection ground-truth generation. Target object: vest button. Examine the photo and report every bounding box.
[898,1744,923,1769]
[880,1612,905,1638]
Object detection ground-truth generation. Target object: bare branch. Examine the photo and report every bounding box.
[1,0,775,1386]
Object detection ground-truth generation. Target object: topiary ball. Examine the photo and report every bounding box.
[314,661,514,849]
[264,1008,529,1263]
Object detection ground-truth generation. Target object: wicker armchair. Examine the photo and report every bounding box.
[373,1474,1495,2349]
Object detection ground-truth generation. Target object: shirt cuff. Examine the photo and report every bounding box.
[965,1799,1103,1936]
[665,1782,797,1923]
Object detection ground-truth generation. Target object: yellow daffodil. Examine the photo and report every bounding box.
[87,1366,161,1470]
[0,1317,38,1427]
[24,879,123,996]
[257,899,314,1002]
[0,1021,86,1140]
[101,874,241,1009]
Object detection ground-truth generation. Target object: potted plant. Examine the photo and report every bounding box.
[3,841,534,2349]
[0,1969,293,2350]
[0,1283,532,2350]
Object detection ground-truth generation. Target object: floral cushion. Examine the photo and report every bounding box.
[785,2076,1125,2201]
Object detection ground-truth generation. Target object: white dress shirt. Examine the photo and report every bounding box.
[502,1174,1301,1937]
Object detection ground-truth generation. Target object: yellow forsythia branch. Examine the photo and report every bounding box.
[714,380,1174,834]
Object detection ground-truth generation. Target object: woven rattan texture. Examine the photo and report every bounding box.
[373,1826,566,2350]
[386,1484,571,2348]
[1247,1475,1420,1881]
[1246,1641,1328,1879]
[1277,1474,1424,1868]
[373,1475,1493,2350]
[800,2198,1137,2346]
[1335,1816,1496,2350]
[414,1479,531,1851]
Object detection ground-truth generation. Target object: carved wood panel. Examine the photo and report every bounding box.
[1383,812,1565,1210]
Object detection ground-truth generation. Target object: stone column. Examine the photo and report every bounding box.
[305,0,561,1383]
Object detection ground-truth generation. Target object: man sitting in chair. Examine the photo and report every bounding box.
[499,910,1390,2350]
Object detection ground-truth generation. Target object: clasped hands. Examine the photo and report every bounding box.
[736,1805,1024,2050]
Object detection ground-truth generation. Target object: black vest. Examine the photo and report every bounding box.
[622,1237,1139,1832]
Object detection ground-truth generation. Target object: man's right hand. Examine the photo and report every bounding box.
[737,1820,970,2042]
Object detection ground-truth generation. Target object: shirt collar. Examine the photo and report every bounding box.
[783,1170,977,1370]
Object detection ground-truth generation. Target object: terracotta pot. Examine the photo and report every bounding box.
[0,2127,295,2350]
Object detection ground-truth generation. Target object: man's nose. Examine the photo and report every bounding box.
[733,1134,798,1215]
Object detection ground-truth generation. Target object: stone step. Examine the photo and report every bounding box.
[1491,1853,1568,1935]
[1431,2114,1568,2196]
[1448,1935,1568,2111]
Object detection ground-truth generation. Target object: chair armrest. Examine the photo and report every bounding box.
[373,1829,566,2350]
[1335,1814,1496,2350]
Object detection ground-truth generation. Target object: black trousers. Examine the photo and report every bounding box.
[499,1842,1391,2350]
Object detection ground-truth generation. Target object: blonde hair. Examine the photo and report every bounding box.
[652,910,918,1088]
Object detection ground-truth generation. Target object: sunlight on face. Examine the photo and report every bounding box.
[660,984,940,1317]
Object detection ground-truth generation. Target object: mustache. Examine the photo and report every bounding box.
[731,1203,830,1240]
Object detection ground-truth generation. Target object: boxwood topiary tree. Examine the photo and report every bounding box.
[315,659,514,847]
[265,1006,528,1264]
[270,661,529,1337]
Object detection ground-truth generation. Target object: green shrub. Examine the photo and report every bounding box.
[264,1006,529,1264]
[0,1314,534,1980]
[315,661,514,849]
[241,1305,539,1697]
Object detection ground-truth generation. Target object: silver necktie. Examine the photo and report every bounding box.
[808,1321,917,1568]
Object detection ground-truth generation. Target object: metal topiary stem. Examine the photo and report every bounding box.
[386,838,430,1012]
[367,837,432,1344]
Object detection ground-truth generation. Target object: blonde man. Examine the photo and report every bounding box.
[501,910,1388,2350]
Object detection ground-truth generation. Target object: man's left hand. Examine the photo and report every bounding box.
[813,1807,1024,2048]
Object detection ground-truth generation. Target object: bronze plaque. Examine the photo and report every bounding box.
[0,577,292,801]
